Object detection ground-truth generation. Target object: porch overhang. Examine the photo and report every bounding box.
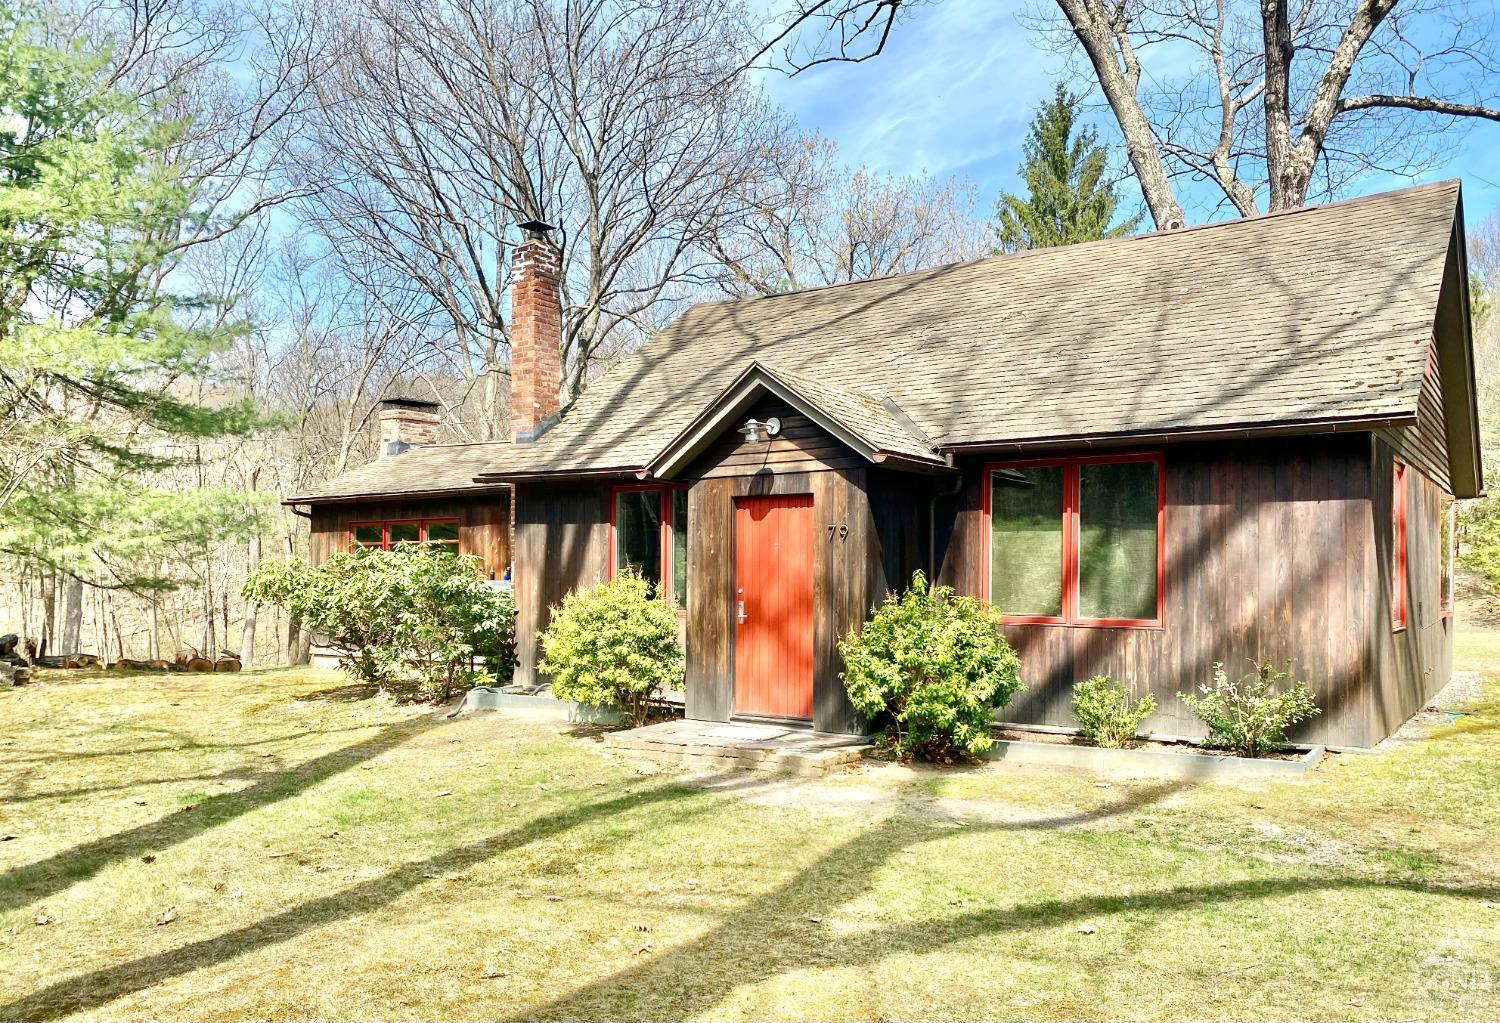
[641,361,950,480]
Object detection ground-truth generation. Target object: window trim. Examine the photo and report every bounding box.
[1440,492,1456,619]
[608,483,689,611]
[981,451,1166,630]
[1392,461,1408,631]
[348,517,461,551]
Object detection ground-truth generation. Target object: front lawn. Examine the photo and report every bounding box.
[2,641,1498,1021]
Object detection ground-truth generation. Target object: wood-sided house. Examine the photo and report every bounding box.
[286,182,1481,749]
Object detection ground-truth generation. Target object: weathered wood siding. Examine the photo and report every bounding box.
[1371,438,1453,740]
[512,481,611,687]
[685,398,865,479]
[1376,339,1451,493]
[308,493,511,574]
[936,433,1404,748]
[686,465,871,734]
[867,468,936,599]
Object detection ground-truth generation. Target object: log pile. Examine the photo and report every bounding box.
[48,647,243,673]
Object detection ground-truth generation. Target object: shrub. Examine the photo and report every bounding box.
[1179,661,1320,757]
[243,544,513,702]
[1072,674,1157,748]
[538,570,684,727]
[839,571,1023,762]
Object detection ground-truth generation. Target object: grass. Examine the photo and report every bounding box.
[2,641,1499,1021]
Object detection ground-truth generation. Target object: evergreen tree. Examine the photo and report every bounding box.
[0,5,270,595]
[993,85,1142,252]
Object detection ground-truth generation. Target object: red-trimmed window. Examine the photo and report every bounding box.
[983,453,1165,628]
[1440,493,1455,617]
[349,518,460,552]
[610,485,688,609]
[1392,462,1408,630]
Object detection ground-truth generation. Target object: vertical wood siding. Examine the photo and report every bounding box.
[1370,438,1454,741]
[308,493,511,574]
[512,482,610,687]
[934,434,1408,747]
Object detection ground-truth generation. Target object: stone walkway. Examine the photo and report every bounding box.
[599,719,871,777]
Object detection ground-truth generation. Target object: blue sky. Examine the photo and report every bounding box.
[756,0,1500,227]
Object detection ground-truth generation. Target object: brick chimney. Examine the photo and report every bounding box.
[378,397,441,457]
[509,220,563,443]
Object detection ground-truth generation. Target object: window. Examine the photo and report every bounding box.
[1392,462,1408,630]
[984,453,1164,627]
[1440,493,1455,617]
[611,485,688,609]
[349,518,460,553]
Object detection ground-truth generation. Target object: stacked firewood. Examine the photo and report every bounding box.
[52,648,243,673]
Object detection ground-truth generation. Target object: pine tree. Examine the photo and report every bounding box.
[0,5,271,595]
[993,85,1142,252]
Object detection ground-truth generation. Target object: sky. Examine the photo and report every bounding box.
[753,0,1500,228]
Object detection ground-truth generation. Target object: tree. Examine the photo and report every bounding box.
[993,84,1141,251]
[758,0,1500,228]
[292,0,780,417]
[704,131,986,295]
[0,4,274,601]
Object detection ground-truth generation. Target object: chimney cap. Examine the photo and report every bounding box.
[517,219,556,240]
[379,396,442,412]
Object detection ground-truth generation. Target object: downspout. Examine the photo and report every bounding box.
[928,453,964,583]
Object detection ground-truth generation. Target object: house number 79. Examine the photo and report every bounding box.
[826,523,849,542]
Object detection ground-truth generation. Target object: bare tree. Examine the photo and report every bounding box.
[292,0,780,423]
[758,0,1500,226]
[703,132,987,295]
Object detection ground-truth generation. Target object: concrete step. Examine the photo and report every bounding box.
[600,720,870,778]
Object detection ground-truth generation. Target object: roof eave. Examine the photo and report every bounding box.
[282,483,513,507]
[935,410,1421,456]
[1434,189,1484,499]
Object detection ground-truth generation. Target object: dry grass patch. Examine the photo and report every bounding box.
[3,642,1499,1021]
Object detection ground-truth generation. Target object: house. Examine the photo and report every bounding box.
[287,182,1480,750]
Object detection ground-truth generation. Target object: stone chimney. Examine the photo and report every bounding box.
[509,220,563,443]
[378,397,442,457]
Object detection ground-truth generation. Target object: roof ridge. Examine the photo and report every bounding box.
[701,179,1461,308]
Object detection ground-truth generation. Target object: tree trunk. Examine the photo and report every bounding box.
[59,575,83,654]
[240,531,261,666]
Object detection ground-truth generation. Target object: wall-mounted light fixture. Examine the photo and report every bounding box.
[737,416,781,444]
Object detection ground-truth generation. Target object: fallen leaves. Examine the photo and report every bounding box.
[33,907,54,926]
[141,854,156,864]
[155,906,178,927]
[1077,923,1098,935]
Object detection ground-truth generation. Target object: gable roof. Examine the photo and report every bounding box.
[477,181,1473,489]
[284,442,514,505]
[647,361,943,479]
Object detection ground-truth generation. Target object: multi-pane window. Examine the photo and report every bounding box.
[350,519,460,553]
[611,485,688,609]
[1440,494,1455,617]
[986,454,1164,627]
[1392,462,1408,630]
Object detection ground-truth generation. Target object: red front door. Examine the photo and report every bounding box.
[733,494,815,720]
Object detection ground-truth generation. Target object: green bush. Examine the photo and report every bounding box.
[243,544,513,701]
[1179,661,1320,757]
[1072,674,1157,748]
[538,570,684,727]
[839,572,1023,762]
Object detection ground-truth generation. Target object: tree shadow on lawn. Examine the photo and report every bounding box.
[0,776,756,1021]
[0,715,447,916]
[516,783,1500,1022]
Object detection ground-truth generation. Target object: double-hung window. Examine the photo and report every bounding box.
[985,453,1164,627]
[350,518,460,552]
[611,485,688,609]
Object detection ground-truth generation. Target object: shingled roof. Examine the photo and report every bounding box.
[478,181,1472,487]
[285,442,514,504]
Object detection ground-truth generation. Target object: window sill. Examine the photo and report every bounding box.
[998,619,1166,633]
